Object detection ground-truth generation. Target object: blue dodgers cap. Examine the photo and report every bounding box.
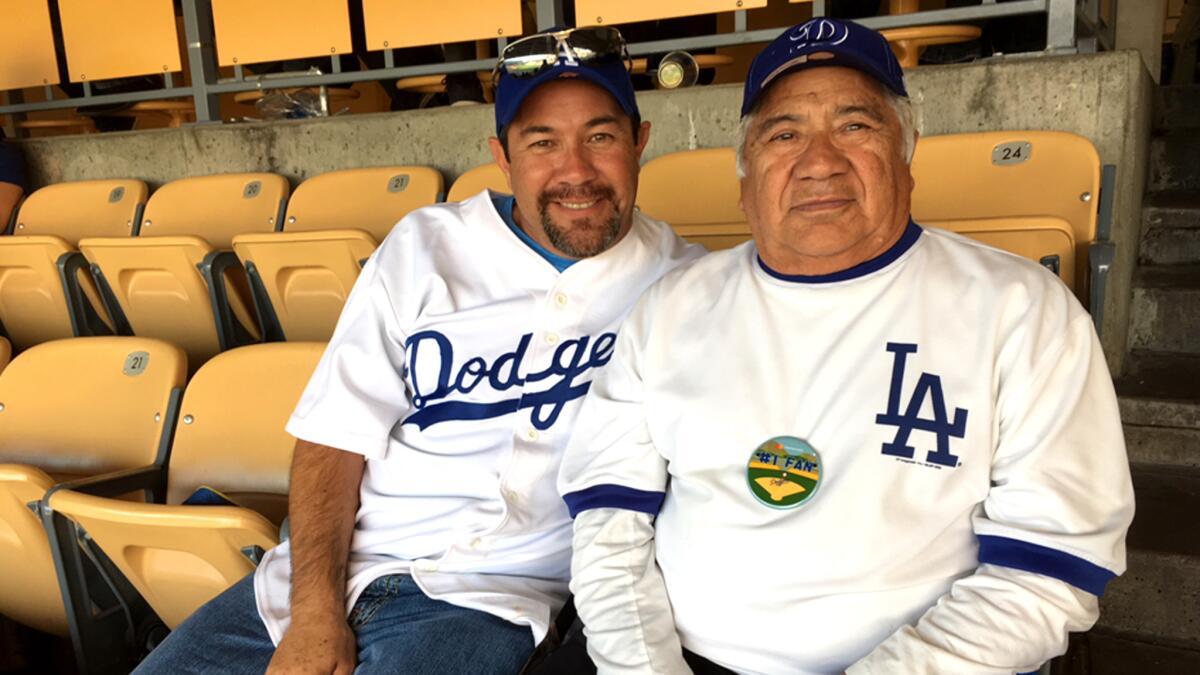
[742,18,907,117]
[494,36,639,137]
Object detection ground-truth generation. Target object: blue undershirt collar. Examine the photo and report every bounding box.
[493,195,576,272]
[757,219,923,284]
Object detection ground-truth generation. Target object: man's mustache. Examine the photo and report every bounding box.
[538,184,617,207]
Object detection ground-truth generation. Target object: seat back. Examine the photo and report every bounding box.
[638,147,749,250]
[0,337,186,474]
[0,180,144,350]
[0,0,60,90]
[0,337,185,636]
[14,179,148,244]
[0,236,81,350]
[929,217,1077,288]
[447,163,509,202]
[56,0,182,82]
[285,167,443,241]
[167,342,324,521]
[910,131,1101,295]
[362,0,522,49]
[139,173,290,248]
[233,230,376,341]
[211,0,352,67]
[46,342,325,628]
[0,465,63,634]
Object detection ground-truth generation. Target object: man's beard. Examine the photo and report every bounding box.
[537,184,623,258]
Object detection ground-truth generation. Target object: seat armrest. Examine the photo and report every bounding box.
[44,464,167,508]
[1088,240,1115,338]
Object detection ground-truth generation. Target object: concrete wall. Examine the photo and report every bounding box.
[15,50,1152,373]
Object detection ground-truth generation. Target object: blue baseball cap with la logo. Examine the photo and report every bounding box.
[741,18,907,117]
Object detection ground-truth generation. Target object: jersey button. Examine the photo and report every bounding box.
[468,537,484,550]
[415,560,439,573]
[545,333,560,345]
[524,428,539,441]
[554,292,569,307]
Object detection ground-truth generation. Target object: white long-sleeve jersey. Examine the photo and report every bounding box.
[559,222,1134,674]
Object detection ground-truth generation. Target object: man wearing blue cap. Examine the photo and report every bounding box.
[133,26,701,675]
[560,17,1132,674]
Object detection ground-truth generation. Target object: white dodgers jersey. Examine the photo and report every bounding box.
[255,191,703,645]
[560,221,1134,674]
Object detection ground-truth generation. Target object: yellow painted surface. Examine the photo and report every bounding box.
[57,0,182,81]
[211,0,352,67]
[754,476,806,502]
[576,0,767,25]
[363,0,523,49]
[0,0,59,89]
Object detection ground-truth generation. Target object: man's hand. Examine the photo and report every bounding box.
[266,614,357,675]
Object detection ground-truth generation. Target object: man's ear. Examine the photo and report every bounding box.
[634,121,652,160]
[487,136,514,191]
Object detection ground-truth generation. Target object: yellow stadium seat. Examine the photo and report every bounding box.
[911,131,1104,298]
[0,336,9,372]
[80,173,288,366]
[575,0,766,26]
[0,179,147,351]
[362,0,522,49]
[447,163,509,202]
[56,0,182,82]
[48,342,325,629]
[232,167,443,341]
[0,0,60,91]
[638,148,749,251]
[211,0,352,67]
[0,337,184,669]
[930,217,1076,285]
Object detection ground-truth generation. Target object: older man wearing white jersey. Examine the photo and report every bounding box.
[560,18,1134,675]
[135,26,703,675]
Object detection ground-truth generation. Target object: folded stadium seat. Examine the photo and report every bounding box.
[79,173,288,367]
[0,336,9,372]
[231,167,443,342]
[637,147,750,251]
[447,162,509,202]
[0,337,185,672]
[0,179,147,352]
[47,342,325,630]
[910,130,1110,312]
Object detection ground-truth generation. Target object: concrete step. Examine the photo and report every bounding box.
[1061,630,1200,675]
[1158,86,1200,131]
[1150,130,1200,192]
[1118,352,1200,466]
[1126,464,1200,557]
[1097,550,1200,647]
[1141,192,1200,266]
[1128,266,1200,354]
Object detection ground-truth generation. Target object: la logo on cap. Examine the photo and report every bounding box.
[787,18,850,48]
[558,40,579,66]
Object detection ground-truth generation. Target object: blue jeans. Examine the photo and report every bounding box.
[134,573,535,674]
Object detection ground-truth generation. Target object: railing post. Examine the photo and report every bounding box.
[1046,0,1077,53]
[181,0,221,123]
[536,0,565,31]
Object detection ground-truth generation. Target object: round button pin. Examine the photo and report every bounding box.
[746,435,823,509]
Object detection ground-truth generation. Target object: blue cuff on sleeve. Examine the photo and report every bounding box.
[563,484,666,518]
[977,535,1117,596]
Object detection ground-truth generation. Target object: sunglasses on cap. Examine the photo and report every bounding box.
[493,26,631,85]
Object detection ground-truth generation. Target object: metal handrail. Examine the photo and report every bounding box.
[0,0,1084,129]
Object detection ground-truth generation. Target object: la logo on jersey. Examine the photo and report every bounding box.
[875,342,968,469]
[400,330,617,431]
